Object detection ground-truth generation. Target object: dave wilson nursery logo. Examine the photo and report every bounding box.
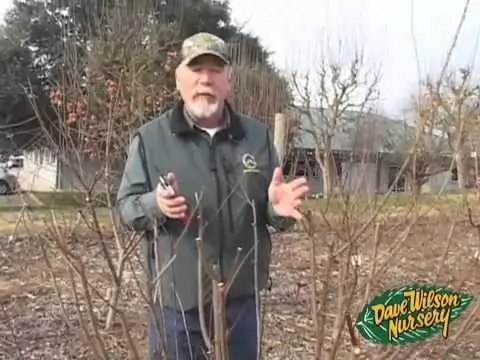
[355,284,474,345]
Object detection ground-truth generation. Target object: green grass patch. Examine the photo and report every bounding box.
[304,192,467,216]
[0,192,114,212]
[33,191,117,208]
[0,191,119,234]
[0,206,113,234]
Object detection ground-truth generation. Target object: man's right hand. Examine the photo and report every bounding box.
[156,173,188,219]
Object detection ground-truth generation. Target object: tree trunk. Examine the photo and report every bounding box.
[315,136,338,199]
[322,159,332,199]
[317,151,336,199]
[455,149,469,189]
[412,178,423,196]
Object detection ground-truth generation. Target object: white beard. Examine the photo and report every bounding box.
[187,98,221,119]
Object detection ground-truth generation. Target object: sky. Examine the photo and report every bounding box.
[229,0,480,117]
[0,0,10,21]
[0,0,479,118]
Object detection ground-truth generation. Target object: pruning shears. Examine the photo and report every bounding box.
[159,174,191,225]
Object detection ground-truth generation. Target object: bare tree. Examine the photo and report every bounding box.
[43,5,180,338]
[424,69,480,188]
[388,92,452,195]
[291,50,381,198]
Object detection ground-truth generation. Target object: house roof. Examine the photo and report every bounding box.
[292,107,451,155]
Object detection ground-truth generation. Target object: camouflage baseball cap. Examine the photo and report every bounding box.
[180,32,230,66]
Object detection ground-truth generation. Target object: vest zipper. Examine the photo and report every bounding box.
[224,178,234,233]
[208,137,225,281]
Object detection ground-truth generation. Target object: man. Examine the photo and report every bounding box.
[117,32,309,360]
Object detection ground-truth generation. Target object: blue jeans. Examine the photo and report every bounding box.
[148,296,258,360]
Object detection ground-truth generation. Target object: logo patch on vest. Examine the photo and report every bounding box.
[242,153,259,173]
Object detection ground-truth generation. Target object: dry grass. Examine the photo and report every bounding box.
[0,210,479,359]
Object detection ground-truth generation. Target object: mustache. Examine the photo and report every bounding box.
[194,92,216,98]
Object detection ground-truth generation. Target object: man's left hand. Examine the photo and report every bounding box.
[268,167,310,220]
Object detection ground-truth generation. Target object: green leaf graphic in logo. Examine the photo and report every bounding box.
[355,284,474,345]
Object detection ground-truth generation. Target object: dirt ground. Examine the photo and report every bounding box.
[0,213,479,360]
